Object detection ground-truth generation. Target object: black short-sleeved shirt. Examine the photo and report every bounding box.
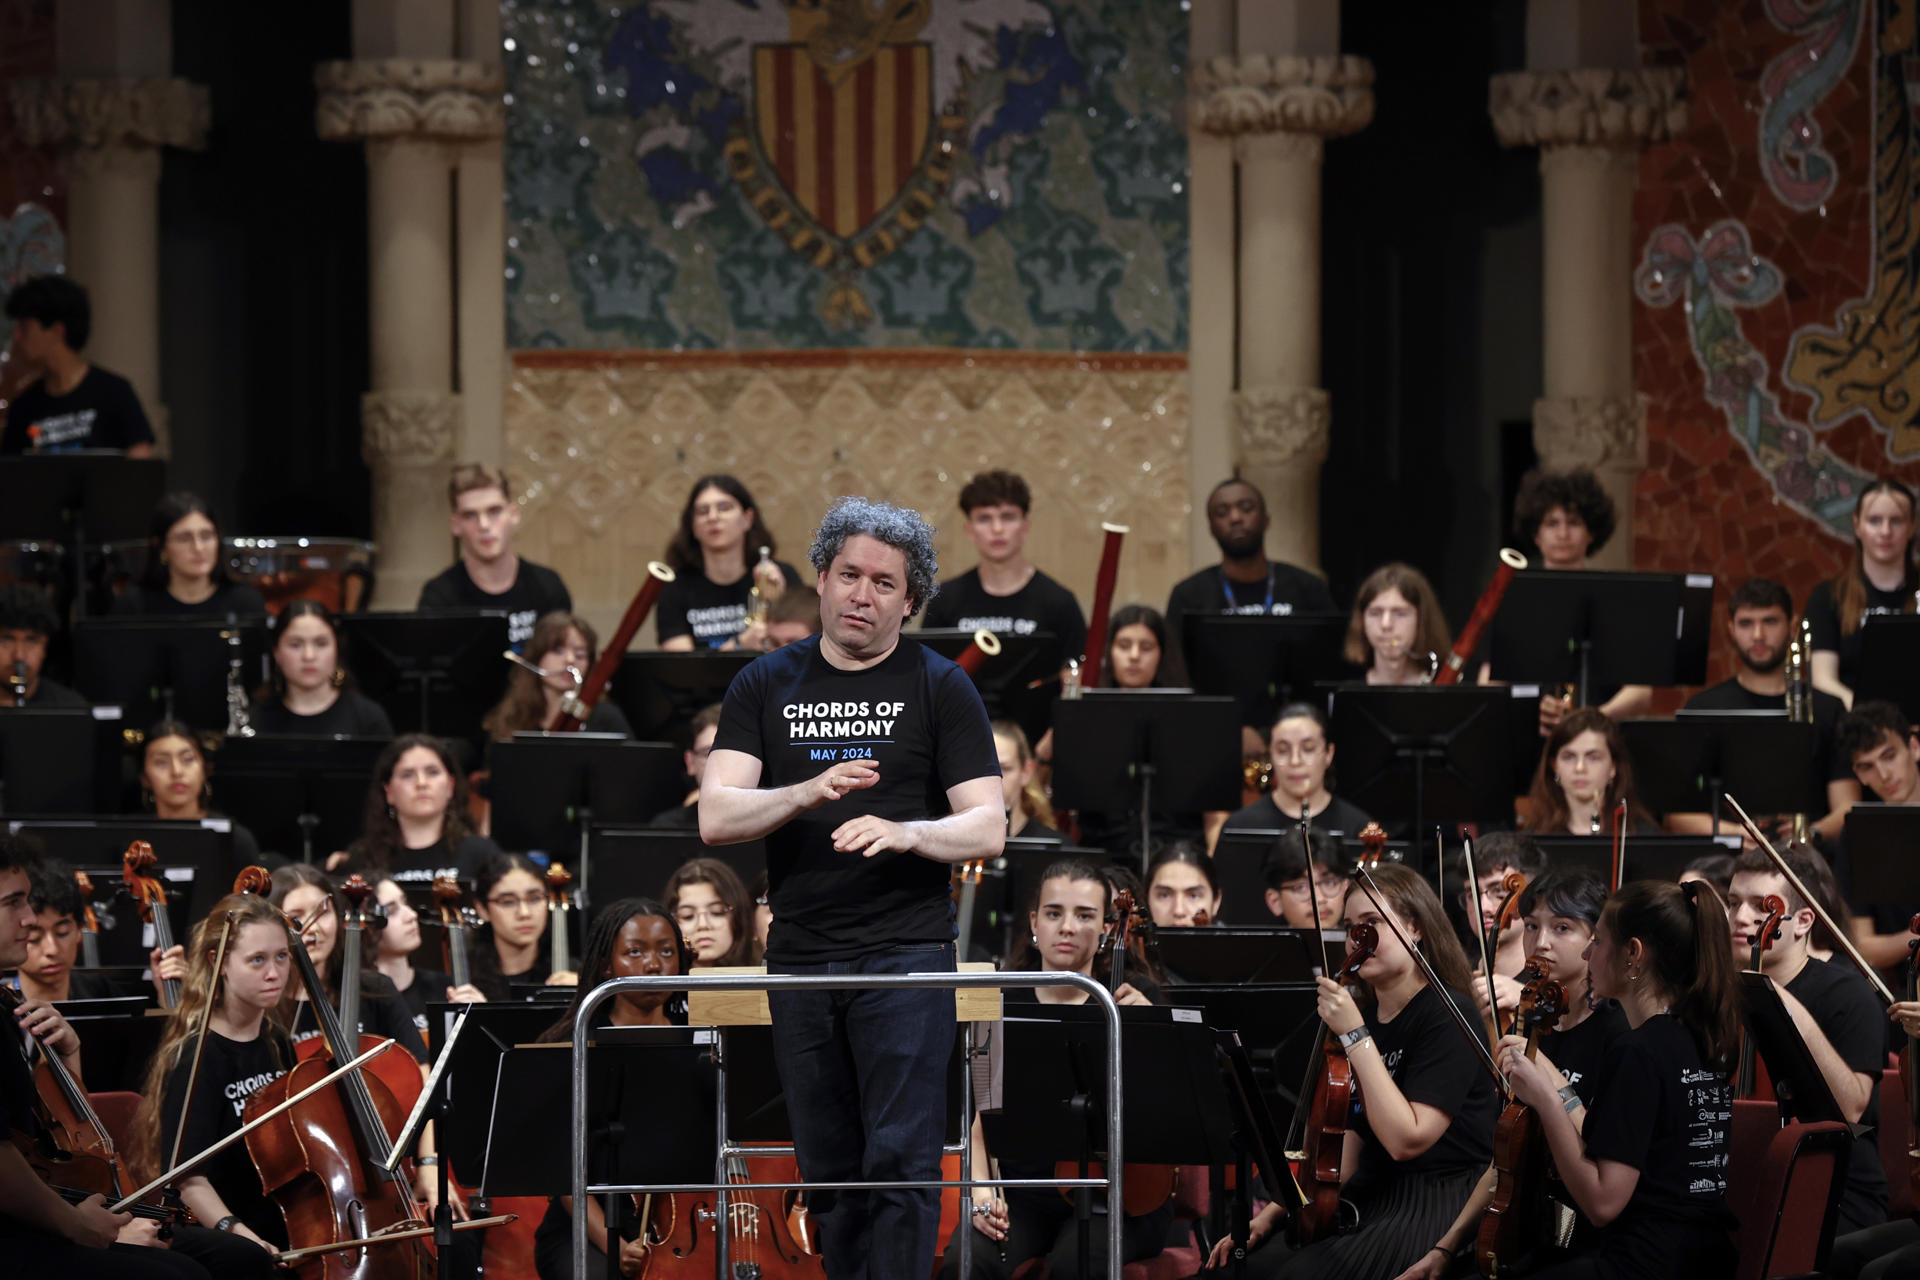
[22,677,86,708]
[1,366,154,453]
[920,567,1087,660]
[0,1005,42,1139]
[1164,560,1335,658]
[1541,1001,1629,1102]
[1578,1015,1734,1257]
[1349,984,1500,1184]
[655,558,805,648]
[390,965,457,1036]
[713,634,999,963]
[417,559,572,652]
[108,581,269,619]
[1682,680,1851,811]
[1805,578,1913,691]
[161,1029,293,1246]
[341,833,500,887]
[288,976,431,1066]
[1220,793,1374,839]
[251,690,396,738]
[1784,957,1889,1229]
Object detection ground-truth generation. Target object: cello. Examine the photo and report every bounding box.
[1475,970,1569,1278]
[433,876,479,994]
[74,871,103,968]
[288,876,426,1122]
[546,863,576,977]
[121,841,181,1008]
[1735,895,1787,1098]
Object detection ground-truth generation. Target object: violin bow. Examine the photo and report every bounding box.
[1349,864,1510,1100]
[1459,835,1506,1063]
[1298,802,1325,948]
[1725,794,1896,1006]
[113,1039,399,1212]
[275,1213,519,1262]
[1610,797,1627,892]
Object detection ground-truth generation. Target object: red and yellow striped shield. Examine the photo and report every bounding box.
[752,42,933,240]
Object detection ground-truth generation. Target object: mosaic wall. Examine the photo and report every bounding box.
[504,348,1191,634]
[501,0,1189,351]
[1634,0,1920,687]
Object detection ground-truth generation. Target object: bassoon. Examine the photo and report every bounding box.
[546,561,675,732]
[1434,548,1527,686]
[1081,522,1128,688]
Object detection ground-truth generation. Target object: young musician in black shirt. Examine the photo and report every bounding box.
[1806,478,1916,707]
[109,494,266,618]
[656,474,799,650]
[920,470,1087,662]
[1165,478,1334,666]
[1220,702,1373,839]
[334,734,499,883]
[0,583,84,707]
[1834,701,1920,970]
[418,463,572,652]
[1346,561,1452,686]
[1261,825,1352,928]
[481,610,631,739]
[139,722,265,868]
[1,274,154,456]
[1463,831,1550,1028]
[13,856,118,1002]
[1499,879,1739,1280]
[371,876,486,1035]
[1520,709,1656,838]
[249,600,394,737]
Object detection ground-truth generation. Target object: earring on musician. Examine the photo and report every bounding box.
[386,804,397,822]
[331,668,346,689]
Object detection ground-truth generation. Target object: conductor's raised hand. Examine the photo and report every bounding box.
[799,758,880,810]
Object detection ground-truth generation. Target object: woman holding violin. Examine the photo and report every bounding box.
[942,858,1165,1280]
[1401,870,1627,1278]
[1206,863,1499,1279]
[530,897,690,1280]
[1493,880,1740,1280]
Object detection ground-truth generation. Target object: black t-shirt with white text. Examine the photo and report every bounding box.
[1577,1014,1734,1270]
[713,635,1000,963]
[287,976,432,1065]
[417,559,572,652]
[1349,984,1499,1185]
[655,558,804,648]
[1783,956,1889,1230]
[1,366,154,453]
[1540,1000,1629,1102]
[161,1029,293,1246]
[252,690,396,738]
[920,567,1086,660]
[1805,577,1913,691]
[341,833,500,887]
[1164,560,1335,664]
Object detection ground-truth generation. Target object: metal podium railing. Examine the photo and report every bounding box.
[570,969,1125,1279]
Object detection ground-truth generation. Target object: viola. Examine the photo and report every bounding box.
[74,871,102,969]
[1288,920,1379,1244]
[1476,971,1569,1278]
[244,870,435,1279]
[1735,895,1787,1100]
[121,841,181,1008]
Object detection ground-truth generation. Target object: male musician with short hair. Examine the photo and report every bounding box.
[417,462,571,652]
[1164,479,1334,672]
[1672,578,1859,843]
[0,584,83,708]
[1725,845,1888,1236]
[2,275,154,457]
[1833,701,1920,971]
[702,496,1004,1280]
[11,858,114,1003]
[1457,831,1547,1026]
[920,470,1087,662]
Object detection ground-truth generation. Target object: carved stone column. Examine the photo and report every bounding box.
[1490,67,1686,568]
[1190,55,1372,572]
[9,77,209,454]
[315,59,504,606]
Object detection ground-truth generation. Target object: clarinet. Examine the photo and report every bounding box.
[221,629,255,738]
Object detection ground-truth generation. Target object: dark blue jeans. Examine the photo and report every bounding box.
[767,941,955,1280]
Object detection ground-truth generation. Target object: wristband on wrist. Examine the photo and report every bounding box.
[1557,1084,1582,1115]
[416,1155,440,1166]
[213,1215,238,1233]
[1336,1025,1373,1052]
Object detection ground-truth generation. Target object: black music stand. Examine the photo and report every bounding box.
[338,611,511,742]
[916,628,1063,747]
[1839,804,1920,911]
[1150,926,1343,985]
[10,818,228,924]
[0,455,166,618]
[1051,693,1241,873]
[1328,686,1520,868]
[992,1005,1237,1278]
[610,650,755,742]
[1213,1031,1303,1276]
[213,734,387,863]
[490,735,684,902]
[1210,827,1409,927]
[1531,834,1735,886]
[1183,614,1351,730]
[1490,570,1715,700]
[1855,616,1920,726]
[1738,972,1851,1126]
[70,616,269,730]
[1618,714,1818,830]
[0,707,113,814]
[53,997,163,1090]
[587,825,767,907]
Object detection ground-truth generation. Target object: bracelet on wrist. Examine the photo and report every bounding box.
[416,1155,440,1167]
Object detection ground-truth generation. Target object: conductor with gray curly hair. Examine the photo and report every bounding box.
[702,495,1004,1278]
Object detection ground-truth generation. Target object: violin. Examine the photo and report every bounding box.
[546,863,575,976]
[1483,870,1527,1037]
[1736,895,1787,1099]
[74,871,102,969]
[1476,970,1569,1278]
[1290,920,1379,1244]
[241,873,437,1278]
[121,842,181,1008]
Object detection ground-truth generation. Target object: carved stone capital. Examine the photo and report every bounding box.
[1189,54,1374,140]
[68,145,163,183]
[1489,67,1688,150]
[362,389,461,467]
[1232,384,1331,470]
[1531,394,1647,472]
[315,60,506,142]
[9,77,208,152]
[1234,130,1324,166]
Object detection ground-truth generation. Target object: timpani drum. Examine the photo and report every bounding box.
[226,536,377,613]
[0,539,67,592]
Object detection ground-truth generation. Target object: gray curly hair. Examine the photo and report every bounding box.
[808,496,940,618]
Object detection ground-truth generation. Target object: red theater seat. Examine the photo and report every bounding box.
[1881,1066,1914,1219]
[1726,1099,1849,1280]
